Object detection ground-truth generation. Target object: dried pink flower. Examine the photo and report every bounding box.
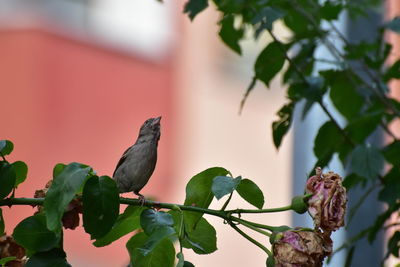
[306,168,347,233]
[0,235,27,267]
[273,230,332,267]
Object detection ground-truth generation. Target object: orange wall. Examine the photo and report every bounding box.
[1,28,175,266]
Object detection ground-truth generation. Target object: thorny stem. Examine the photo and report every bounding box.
[384,222,400,230]
[231,217,277,232]
[1,196,291,256]
[229,221,272,256]
[0,152,6,162]
[266,28,355,146]
[0,197,293,235]
[227,204,292,214]
[220,192,233,211]
[0,197,296,217]
[347,183,380,226]
[177,208,185,254]
[296,0,400,121]
[231,217,272,236]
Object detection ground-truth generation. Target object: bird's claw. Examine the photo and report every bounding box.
[137,194,146,206]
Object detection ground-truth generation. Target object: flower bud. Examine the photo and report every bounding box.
[306,168,347,233]
[291,195,309,214]
[272,230,332,267]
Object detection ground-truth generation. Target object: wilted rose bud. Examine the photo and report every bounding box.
[306,168,347,233]
[62,198,83,230]
[33,180,83,229]
[33,180,52,213]
[272,230,332,267]
[0,235,27,267]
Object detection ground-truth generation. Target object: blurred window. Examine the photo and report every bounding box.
[0,0,175,59]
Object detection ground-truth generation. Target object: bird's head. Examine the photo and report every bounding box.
[137,116,161,143]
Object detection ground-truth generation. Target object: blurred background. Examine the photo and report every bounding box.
[1,0,398,266]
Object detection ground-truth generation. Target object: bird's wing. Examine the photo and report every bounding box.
[112,146,131,177]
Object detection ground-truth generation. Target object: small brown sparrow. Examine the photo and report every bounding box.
[113,117,161,204]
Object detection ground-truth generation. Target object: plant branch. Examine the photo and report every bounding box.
[266,28,354,146]
[0,152,6,162]
[0,197,295,225]
[296,0,400,119]
[227,204,292,214]
[347,183,380,226]
[220,192,233,211]
[229,221,272,256]
[231,217,276,232]
[232,217,272,236]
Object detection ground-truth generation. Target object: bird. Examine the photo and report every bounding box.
[113,116,161,204]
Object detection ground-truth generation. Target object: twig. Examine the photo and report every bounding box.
[229,222,272,256]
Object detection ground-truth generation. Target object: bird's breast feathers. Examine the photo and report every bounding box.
[114,142,157,193]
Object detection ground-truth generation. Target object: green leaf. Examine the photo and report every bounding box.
[320,2,342,21]
[176,253,195,267]
[272,102,294,149]
[183,261,195,267]
[12,161,28,187]
[344,246,355,267]
[386,16,400,33]
[12,214,59,252]
[284,42,316,84]
[82,175,120,239]
[219,15,243,54]
[342,173,366,190]
[323,70,364,120]
[313,121,344,167]
[283,9,308,36]
[287,77,325,119]
[255,41,286,87]
[184,0,208,21]
[236,178,264,209]
[139,226,176,256]
[0,140,13,156]
[269,225,291,234]
[53,163,67,179]
[345,111,382,143]
[176,252,185,267]
[266,255,275,267]
[383,141,400,166]
[211,176,241,200]
[168,210,184,236]
[388,231,400,257]
[378,167,400,205]
[384,59,400,82]
[0,257,16,265]
[127,232,175,267]
[25,248,71,267]
[348,144,384,180]
[44,162,91,232]
[93,205,145,247]
[0,161,16,199]
[368,202,400,242]
[301,77,325,119]
[182,217,217,254]
[269,226,291,245]
[184,167,229,231]
[0,208,4,236]
[140,209,174,235]
[252,7,285,31]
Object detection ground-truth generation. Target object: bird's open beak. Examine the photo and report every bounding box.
[152,116,161,126]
